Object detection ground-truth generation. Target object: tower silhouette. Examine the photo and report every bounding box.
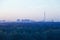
[17,19,20,22]
[43,11,46,22]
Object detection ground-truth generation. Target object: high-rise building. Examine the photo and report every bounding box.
[17,19,20,22]
[43,11,46,22]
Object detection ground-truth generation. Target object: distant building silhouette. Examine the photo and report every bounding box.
[43,11,46,22]
[22,19,31,22]
[2,20,6,22]
[17,19,20,22]
[0,20,6,23]
[52,19,54,22]
[21,19,35,23]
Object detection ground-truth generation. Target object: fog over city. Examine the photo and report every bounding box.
[0,0,60,22]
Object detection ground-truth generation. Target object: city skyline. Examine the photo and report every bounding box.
[0,0,60,22]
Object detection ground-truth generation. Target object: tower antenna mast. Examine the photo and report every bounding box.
[43,11,46,22]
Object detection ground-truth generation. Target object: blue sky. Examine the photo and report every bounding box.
[0,0,60,21]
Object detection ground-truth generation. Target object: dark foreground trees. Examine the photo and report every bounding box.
[0,22,60,40]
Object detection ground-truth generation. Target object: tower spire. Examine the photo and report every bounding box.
[43,11,46,22]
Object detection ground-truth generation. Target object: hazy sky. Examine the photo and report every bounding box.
[0,0,60,21]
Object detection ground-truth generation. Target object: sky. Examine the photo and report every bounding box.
[0,0,60,22]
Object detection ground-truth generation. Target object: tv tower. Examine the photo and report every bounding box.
[43,11,46,22]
